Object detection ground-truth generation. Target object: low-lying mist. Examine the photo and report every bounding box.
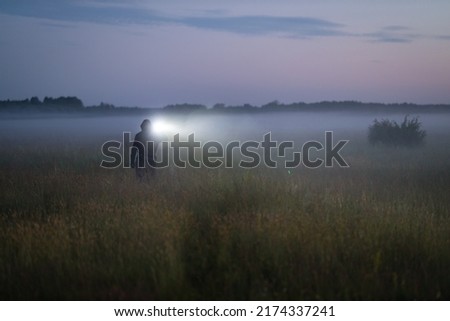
[1,111,449,147]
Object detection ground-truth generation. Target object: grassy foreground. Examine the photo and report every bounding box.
[0,132,449,300]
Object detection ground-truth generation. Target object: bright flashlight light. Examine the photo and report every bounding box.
[153,120,176,135]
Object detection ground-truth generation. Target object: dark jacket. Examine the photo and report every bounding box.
[131,130,157,168]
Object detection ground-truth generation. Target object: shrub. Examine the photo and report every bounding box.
[368,116,426,147]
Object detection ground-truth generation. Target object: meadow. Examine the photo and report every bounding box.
[0,112,449,300]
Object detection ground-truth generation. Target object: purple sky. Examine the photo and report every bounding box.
[1,0,450,107]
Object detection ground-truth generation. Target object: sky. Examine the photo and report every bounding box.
[1,0,450,107]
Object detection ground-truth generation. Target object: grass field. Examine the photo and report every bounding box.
[0,115,449,300]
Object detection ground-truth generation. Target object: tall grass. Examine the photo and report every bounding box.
[0,130,449,300]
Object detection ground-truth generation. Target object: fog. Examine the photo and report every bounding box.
[1,111,449,147]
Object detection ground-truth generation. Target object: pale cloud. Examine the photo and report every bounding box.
[363,26,419,43]
[0,1,448,43]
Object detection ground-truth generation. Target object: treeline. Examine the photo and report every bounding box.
[0,97,149,115]
[162,100,450,113]
[0,96,84,111]
[210,100,450,113]
[1,97,449,114]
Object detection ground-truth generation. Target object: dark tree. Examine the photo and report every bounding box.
[368,116,426,147]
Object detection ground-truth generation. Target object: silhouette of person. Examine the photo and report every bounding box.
[131,119,158,181]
